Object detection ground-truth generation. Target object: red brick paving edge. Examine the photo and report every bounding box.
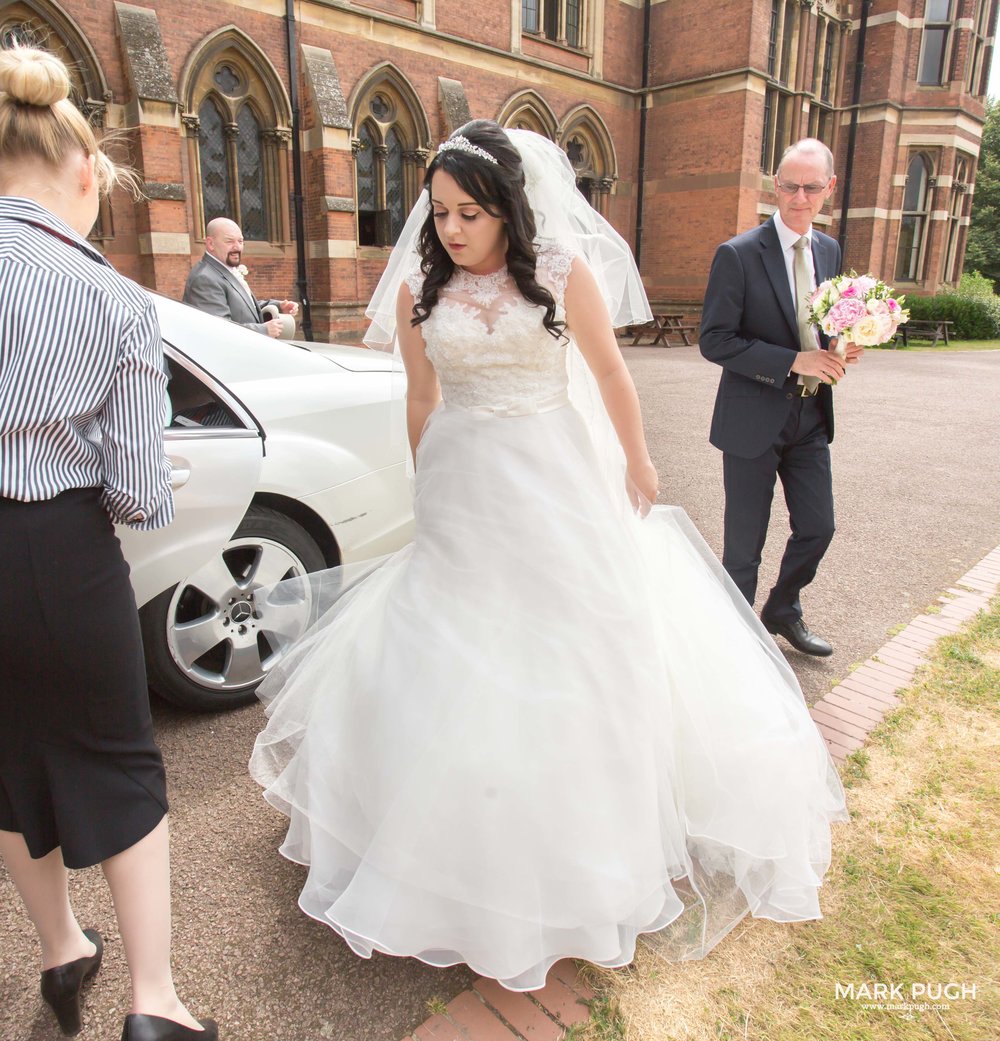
[398,545,1000,1041]
[811,544,1000,766]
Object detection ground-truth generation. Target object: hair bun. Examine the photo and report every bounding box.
[0,47,71,107]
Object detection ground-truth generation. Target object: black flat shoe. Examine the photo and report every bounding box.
[121,1014,219,1041]
[40,928,103,1036]
[763,616,833,657]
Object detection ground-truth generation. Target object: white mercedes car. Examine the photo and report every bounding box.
[117,295,412,711]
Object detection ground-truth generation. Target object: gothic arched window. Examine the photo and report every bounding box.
[351,69,429,248]
[1,3,113,243]
[498,90,558,140]
[182,36,292,243]
[559,108,617,218]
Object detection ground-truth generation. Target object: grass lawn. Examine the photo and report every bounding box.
[874,339,1000,352]
[574,598,1000,1041]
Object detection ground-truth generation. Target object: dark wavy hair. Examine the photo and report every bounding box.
[410,119,563,339]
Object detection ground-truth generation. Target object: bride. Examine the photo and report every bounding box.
[249,120,847,991]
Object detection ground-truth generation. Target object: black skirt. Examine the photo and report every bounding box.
[0,488,168,868]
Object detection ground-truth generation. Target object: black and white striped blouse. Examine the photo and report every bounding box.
[0,197,173,530]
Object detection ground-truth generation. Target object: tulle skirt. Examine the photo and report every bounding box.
[249,400,847,991]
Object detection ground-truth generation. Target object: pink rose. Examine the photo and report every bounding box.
[838,282,860,298]
[827,297,868,330]
[887,298,900,312]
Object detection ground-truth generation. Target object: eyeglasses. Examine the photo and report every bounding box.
[775,180,831,196]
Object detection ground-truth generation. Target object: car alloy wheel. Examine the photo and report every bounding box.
[142,506,327,711]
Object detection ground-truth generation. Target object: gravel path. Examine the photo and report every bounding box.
[1,346,997,1041]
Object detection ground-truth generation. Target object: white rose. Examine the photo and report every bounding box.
[849,314,889,346]
[821,314,839,336]
[866,298,889,316]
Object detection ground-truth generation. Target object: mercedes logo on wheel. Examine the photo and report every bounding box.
[231,601,253,623]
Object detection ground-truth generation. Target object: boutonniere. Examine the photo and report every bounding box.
[235,264,249,280]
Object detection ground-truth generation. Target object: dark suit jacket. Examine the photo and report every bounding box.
[182,255,278,336]
[699,217,842,459]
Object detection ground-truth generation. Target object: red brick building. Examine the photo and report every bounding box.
[1,0,995,338]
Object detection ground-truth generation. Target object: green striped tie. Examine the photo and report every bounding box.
[793,236,819,395]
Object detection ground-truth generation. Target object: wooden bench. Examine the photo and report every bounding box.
[894,319,954,348]
[626,313,700,347]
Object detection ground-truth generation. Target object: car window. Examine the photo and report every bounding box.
[164,357,243,429]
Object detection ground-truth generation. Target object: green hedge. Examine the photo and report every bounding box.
[904,293,1000,339]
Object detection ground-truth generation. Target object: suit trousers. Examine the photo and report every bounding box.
[721,394,835,624]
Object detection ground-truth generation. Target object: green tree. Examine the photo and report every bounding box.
[964,98,1000,289]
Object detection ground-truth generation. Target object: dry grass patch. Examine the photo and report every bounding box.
[575,600,1000,1041]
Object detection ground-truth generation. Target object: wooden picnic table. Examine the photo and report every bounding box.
[894,319,954,348]
[627,313,700,346]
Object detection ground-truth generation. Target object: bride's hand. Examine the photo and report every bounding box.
[626,460,659,516]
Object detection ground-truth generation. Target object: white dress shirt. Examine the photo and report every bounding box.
[773,211,819,350]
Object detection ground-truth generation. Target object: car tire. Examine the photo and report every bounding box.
[141,505,327,712]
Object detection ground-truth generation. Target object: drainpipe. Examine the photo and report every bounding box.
[285,0,313,340]
[838,0,872,260]
[634,0,652,267]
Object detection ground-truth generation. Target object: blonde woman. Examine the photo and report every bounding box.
[0,47,216,1041]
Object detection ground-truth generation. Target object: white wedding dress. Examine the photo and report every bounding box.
[249,246,848,991]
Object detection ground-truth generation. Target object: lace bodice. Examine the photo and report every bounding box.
[407,245,575,410]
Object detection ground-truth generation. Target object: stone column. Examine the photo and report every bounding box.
[403,148,430,213]
[263,127,293,244]
[300,44,357,341]
[596,177,615,220]
[114,3,189,296]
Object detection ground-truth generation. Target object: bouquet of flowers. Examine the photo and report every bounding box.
[807,272,909,349]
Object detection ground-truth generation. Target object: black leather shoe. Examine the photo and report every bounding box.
[763,617,833,657]
[40,928,103,1036]
[121,1014,219,1041]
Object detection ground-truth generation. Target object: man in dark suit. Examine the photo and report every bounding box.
[183,217,298,338]
[700,139,863,656]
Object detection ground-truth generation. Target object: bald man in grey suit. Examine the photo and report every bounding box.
[183,218,298,338]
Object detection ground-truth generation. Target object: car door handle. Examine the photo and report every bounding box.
[170,464,191,489]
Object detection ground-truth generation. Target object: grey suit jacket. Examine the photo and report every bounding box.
[699,217,842,459]
[182,255,278,336]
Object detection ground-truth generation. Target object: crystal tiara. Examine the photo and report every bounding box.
[437,135,498,165]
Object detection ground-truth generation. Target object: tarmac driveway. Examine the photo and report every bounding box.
[634,343,1000,704]
[1,346,997,1041]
